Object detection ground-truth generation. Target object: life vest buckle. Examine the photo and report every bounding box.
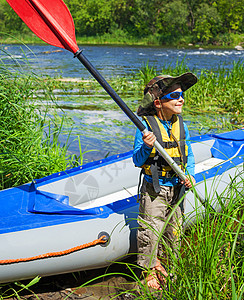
[165,141,175,148]
[164,171,176,178]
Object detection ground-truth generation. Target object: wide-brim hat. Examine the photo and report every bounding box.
[140,72,198,110]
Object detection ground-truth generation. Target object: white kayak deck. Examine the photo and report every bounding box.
[74,156,224,210]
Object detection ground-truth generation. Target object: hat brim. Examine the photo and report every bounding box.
[160,72,198,92]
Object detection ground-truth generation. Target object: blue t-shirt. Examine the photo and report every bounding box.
[133,117,195,186]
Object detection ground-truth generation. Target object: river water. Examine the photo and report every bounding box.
[1,44,243,162]
[1,44,243,78]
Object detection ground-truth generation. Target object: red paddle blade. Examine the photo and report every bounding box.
[6,0,79,53]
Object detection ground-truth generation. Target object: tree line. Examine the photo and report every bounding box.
[0,0,243,45]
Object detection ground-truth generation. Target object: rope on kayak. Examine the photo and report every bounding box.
[0,235,108,265]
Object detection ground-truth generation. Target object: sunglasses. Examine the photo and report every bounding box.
[160,91,184,100]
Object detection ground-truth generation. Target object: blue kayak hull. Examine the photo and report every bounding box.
[0,129,243,283]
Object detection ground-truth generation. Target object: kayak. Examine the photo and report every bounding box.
[0,129,243,283]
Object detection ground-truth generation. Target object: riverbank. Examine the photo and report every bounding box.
[0,32,244,49]
[2,257,138,300]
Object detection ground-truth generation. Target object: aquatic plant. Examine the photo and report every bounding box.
[136,61,158,86]
[50,59,243,128]
[0,55,86,190]
[35,59,243,161]
[135,60,244,127]
[188,60,244,120]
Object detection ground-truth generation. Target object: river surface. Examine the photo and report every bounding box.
[1,44,243,78]
[1,44,243,162]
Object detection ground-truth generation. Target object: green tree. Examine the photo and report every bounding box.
[0,0,5,31]
[65,0,115,36]
[216,0,244,32]
[110,0,135,33]
[129,0,161,36]
[194,3,222,42]
[0,0,27,33]
[157,0,189,39]
[1,0,243,45]
[183,0,204,32]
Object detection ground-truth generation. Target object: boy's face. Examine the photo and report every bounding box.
[154,83,184,120]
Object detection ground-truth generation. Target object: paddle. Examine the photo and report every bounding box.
[6,0,207,206]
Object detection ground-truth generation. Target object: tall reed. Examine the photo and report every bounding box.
[135,60,244,126]
[0,56,83,190]
[130,172,243,299]
[65,171,244,300]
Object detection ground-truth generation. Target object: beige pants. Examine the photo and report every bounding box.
[137,179,183,269]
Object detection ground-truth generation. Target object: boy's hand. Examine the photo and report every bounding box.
[182,175,196,188]
[142,131,156,148]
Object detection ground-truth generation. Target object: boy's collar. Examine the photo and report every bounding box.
[157,114,176,123]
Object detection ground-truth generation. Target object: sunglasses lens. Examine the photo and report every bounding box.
[170,92,181,99]
[170,92,180,99]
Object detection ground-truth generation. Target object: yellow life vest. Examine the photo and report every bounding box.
[142,114,188,178]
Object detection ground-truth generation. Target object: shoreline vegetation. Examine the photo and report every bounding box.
[0,0,243,49]
[0,32,244,48]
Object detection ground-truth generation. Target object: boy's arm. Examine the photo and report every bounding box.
[133,122,153,167]
[183,123,195,187]
[184,123,195,177]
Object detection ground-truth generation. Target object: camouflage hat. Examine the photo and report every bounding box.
[141,72,198,109]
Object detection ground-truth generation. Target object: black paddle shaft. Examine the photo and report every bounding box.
[75,50,146,132]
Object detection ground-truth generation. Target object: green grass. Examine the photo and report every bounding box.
[136,59,244,127]
[0,60,84,190]
[63,171,243,300]
[1,31,244,48]
[0,277,41,300]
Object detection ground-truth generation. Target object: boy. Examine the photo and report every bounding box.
[133,72,197,290]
